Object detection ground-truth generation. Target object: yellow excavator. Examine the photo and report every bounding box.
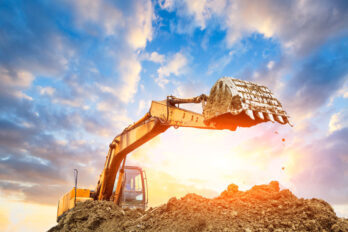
[56,77,291,221]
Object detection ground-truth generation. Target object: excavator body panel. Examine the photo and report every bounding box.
[57,188,92,221]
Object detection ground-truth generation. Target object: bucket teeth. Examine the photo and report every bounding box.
[266,113,275,122]
[283,116,293,127]
[276,115,285,124]
[245,109,255,120]
[256,111,264,120]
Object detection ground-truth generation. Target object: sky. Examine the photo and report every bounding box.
[0,0,347,231]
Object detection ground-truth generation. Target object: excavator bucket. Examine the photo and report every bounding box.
[203,77,291,131]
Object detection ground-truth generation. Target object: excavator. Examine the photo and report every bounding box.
[56,77,291,221]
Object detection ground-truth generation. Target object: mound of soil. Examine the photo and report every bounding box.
[49,181,348,232]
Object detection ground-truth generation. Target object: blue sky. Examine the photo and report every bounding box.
[0,0,348,231]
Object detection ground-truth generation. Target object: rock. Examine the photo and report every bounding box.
[331,223,340,232]
[269,181,280,192]
[227,184,239,193]
[136,224,145,229]
[166,197,178,211]
[231,210,238,217]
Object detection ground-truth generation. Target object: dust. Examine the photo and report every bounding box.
[49,181,348,232]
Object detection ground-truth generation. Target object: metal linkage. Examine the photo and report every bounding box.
[167,94,208,106]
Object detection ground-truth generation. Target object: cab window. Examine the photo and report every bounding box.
[123,169,144,202]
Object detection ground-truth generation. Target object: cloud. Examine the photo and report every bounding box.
[0,68,35,101]
[71,0,154,103]
[207,53,233,76]
[0,68,34,89]
[0,114,109,205]
[127,0,154,49]
[38,87,55,96]
[73,0,154,49]
[267,60,275,70]
[0,1,73,76]
[142,51,165,63]
[161,0,348,55]
[73,0,153,48]
[116,54,142,103]
[173,81,208,98]
[159,0,175,11]
[160,0,226,33]
[137,99,146,115]
[283,42,348,119]
[73,0,124,36]
[155,52,188,88]
[289,127,348,204]
[158,52,187,77]
[334,78,348,99]
[329,109,348,133]
[235,38,348,130]
[0,0,155,208]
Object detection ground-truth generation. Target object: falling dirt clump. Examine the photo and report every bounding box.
[49,181,348,232]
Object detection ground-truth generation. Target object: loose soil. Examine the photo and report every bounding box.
[48,181,348,232]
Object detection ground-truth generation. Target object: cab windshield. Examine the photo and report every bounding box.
[122,168,144,203]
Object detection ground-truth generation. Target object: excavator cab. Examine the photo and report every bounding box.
[117,166,148,210]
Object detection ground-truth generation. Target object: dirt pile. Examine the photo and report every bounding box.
[49,181,348,232]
